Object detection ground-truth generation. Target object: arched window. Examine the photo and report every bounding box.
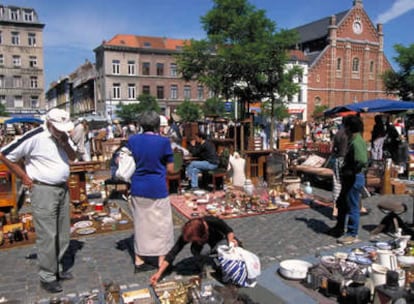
[369,61,375,73]
[352,57,359,72]
[314,96,321,105]
[336,58,342,70]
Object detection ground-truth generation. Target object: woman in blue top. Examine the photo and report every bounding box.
[127,111,175,272]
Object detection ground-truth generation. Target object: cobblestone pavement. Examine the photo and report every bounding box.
[0,190,412,303]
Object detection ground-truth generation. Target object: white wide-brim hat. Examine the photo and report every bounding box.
[46,108,74,132]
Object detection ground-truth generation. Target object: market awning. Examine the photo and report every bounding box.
[324,99,414,116]
[5,117,43,124]
[288,108,304,114]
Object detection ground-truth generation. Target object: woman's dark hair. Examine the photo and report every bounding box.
[197,132,207,140]
[344,115,363,134]
[138,111,160,132]
[182,218,209,244]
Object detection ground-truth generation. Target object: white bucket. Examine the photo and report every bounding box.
[376,249,398,271]
[370,263,405,287]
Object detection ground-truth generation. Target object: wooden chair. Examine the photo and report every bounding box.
[167,150,184,193]
[202,148,230,192]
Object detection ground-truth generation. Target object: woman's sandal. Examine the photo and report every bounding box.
[360,208,371,216]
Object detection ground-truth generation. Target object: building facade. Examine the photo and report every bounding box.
[294,0,393,120]
[93,35,209,120]
[0,5,45,117]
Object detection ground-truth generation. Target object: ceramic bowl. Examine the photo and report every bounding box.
[279,259,312,280]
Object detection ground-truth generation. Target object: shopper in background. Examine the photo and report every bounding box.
[186,132,219,190]
[126,111,175,272]
[329,119,348,220]
[370,114,386,161]
[71,118,90,161]
[335,115,368,245]
[0,109,76,293]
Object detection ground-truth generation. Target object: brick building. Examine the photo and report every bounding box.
[293,0,393,120]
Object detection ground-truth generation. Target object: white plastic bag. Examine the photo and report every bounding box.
[237,247,261,279]
[115,147,135,182]
[217,244,260,287]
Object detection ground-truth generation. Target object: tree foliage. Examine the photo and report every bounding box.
[202,97,226,117]
[0,103,8,116]
[115,94,160,123]
[383,43,414,100]
[313,105,329,118]
[176,100,202,122]
[176,0,301,147]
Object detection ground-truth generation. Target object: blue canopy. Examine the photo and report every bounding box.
[324,99,414,116]
[5,117,44,124]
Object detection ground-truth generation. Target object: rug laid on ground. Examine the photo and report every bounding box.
[0,200,133,250]
[170,190,332,220]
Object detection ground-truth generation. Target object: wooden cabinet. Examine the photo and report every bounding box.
[69,161,102,201]
[0,161,17,208]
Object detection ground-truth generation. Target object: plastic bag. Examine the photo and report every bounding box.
[115,147,135,182]
[217,244,260,287]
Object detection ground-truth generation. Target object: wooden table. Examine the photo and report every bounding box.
[68,161,102,201]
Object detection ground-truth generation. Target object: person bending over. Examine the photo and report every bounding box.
[150,216,239,285]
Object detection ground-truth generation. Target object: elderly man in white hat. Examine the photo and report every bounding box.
[0,108,76,293]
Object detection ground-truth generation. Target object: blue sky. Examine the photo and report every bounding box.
[2,0,413,89]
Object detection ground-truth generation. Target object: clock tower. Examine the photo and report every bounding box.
[353,0,363,7]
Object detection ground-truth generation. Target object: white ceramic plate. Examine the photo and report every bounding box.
[76,227,96,235]
[193,190,206,196]
[376,242,392,250]
[73,221,93,229]
[196,199,209,204]
[355,256,372,265]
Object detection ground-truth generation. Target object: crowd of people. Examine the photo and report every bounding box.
[1,106,412,294]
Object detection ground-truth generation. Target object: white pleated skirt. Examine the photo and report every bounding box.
[130,196,174,256]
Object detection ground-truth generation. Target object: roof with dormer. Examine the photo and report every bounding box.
[102,34,189,51]
[293,10,350,44]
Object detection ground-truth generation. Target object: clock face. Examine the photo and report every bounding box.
[353,21,362,34]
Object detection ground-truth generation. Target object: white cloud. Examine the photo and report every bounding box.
[376,0,414,24]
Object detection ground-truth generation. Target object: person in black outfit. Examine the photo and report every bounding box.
[383,117,401,162]
[186,132,219,189]
[150,216,239,285]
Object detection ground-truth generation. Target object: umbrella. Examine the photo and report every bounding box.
[324,99,414,116]
[5,117,44,124]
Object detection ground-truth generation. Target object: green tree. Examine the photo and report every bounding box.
[115,94,160,123]
[177,0,301,148]
[313,105,329,119]
[0,103,8,116]
[202,97,226,117]
[383,43,414,100]
[176,100,202,122]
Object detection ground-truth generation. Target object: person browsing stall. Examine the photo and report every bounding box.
[126,111,176,273]
[150,216,239,285]
[186,132,219,190]
[0,109,76,294]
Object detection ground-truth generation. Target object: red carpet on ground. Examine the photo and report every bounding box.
[170,191,332,220]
